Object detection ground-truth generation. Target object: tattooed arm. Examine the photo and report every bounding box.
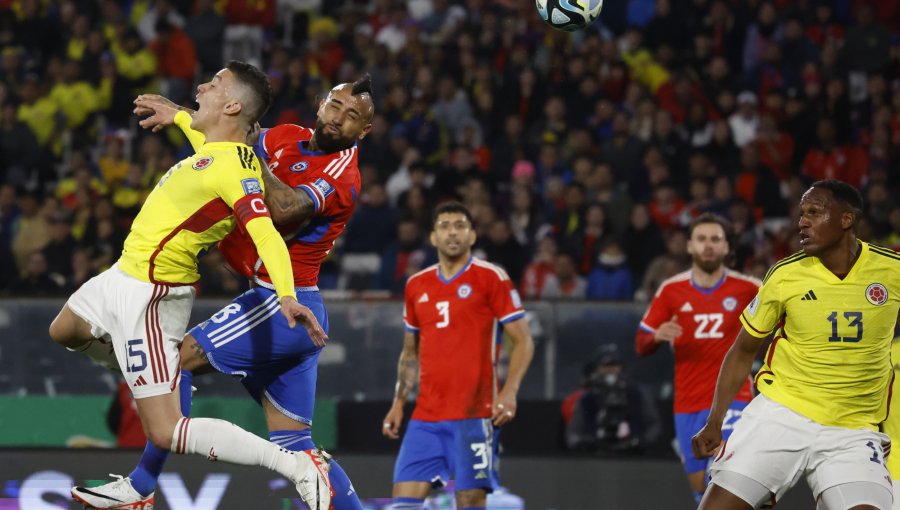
[382,331,420,439]
[257,156,316,226]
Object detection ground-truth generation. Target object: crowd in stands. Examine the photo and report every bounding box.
[0,0,898,301]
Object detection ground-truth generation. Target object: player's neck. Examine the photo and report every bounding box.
[438,254,470,280]
[202,123,247,145]
[691,265,725,289]
[817,236,860,279]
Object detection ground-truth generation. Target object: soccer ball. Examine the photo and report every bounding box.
[535,0,603,32]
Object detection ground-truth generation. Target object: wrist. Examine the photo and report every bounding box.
[280,295,297,304]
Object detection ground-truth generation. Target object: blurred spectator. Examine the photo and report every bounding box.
[9,251,63,296]
[343,183,397,254]
[728,92,760,148]
[11,191,51,273]
[541,252,586,300]
[567,203,609,276]
[0,184,21,247]
[638,230,690,302]
[624,203,666,284]
[149,20,197,105]
[42,213,76,277]
[98,133,131,187]
[840,4,891,75]
[520,236,557,299]
[185,0,226,78]
[479,219,525,284]
[377,219,432,294]
[734,144,786,219]
[586,240,634,301]
[0,100,42,187]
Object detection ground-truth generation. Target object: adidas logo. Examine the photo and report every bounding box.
[418,293,429,303]
[800,290,818,301]
[680,302,693,312]
[133,375,148,387]
[475,470,488,480]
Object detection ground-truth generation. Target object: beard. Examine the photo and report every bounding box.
[313,118,352,153]
[693,254,725,274]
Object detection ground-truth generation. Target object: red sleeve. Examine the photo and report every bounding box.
[635,286,671,356]
[258,124,306,159]
[635,330,659,357]
[403,279,420,332]
[488,268,526,324]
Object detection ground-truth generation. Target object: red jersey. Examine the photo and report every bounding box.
[404,257,525,422]
[218,124,360,288]
[636,269,759,414]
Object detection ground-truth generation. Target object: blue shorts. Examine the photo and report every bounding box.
[675,400,747,474]
[394,418,500,492]
[190,287,325,425]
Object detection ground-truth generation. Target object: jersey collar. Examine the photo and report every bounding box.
[298,136,358,156]
[436,256,473,284]
[690,270,727,294]
[811,240,868,283]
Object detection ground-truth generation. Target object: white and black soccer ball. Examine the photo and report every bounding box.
[535,0,603,32]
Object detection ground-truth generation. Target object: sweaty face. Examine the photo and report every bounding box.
[192,69,238,131]
[313,85,373,153]
[688,222,729,274]
[430,212,475,260]
[798,187,851,256]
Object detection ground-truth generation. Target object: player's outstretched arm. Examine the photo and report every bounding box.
[134,94,205,150]
[691,327,763,459]
[493,317,535,426]
[383,331,419,439]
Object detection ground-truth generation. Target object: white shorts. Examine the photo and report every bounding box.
[67,264,195,398]
[710,394,892,503]
[894,480,900,510]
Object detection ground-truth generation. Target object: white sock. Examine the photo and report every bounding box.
[68,337,118,371]
[170,417,296,479]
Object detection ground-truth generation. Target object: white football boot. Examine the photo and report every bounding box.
[71,474,154,510]
[292,449,333,510]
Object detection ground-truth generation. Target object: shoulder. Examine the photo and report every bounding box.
[265,124,311,143]
[320,147,359,182]
[761,251,810,285]
[725,269,762,289]
[407,264,438,287]
[654,270,692,296]
[201,144,256,169]
[470,257,511,284]
[866,243,900,266]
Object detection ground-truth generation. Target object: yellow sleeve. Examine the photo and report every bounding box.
[174,110,205,150]
[739,276,784,338]
[244,217,295,300]
[211,153,293,299]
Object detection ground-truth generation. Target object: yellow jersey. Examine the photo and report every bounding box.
[884,336,900,479]
[740,242,900,430]
[118,140,294,298]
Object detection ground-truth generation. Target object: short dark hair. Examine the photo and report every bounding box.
[431,201,473,229]
[688,212,735,246]
[811,179,864,218]
[226,60,273,125]
[351,74,372,97]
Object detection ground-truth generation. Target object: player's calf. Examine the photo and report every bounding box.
[455,488,487,510]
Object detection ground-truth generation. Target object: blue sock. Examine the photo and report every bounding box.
[269,430,363,510]
[129,370,193,497]
[390,497,424,510]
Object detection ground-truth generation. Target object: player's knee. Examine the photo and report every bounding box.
[455,489,487,508]
[49,313,77,346]
[146,427,175,451]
